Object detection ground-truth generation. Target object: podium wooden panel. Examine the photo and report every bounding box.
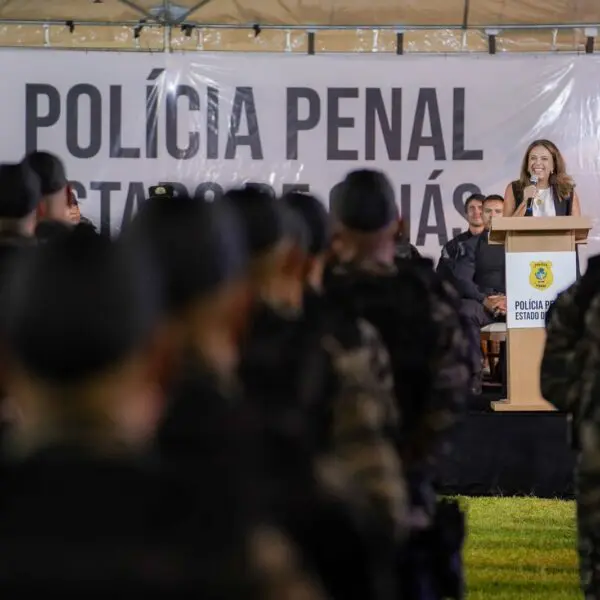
[488,216,591,412]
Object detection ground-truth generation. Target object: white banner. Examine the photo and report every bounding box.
[1,50,600,260]
[506,251,577,329]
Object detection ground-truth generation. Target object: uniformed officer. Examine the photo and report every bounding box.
[326,168,471,599]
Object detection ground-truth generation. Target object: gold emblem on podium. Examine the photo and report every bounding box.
[529,261,554,291]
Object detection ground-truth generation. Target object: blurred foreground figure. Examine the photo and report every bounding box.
[542,256,600,599]
[325,169,471,600]
[124,194,325,600]
[0,226,210,593]
[0,162,42,433]
[228,186,406,600]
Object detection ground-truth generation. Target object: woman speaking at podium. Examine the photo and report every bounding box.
[503,139,581,218]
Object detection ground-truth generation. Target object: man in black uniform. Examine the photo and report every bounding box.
[451,194,506,390]
[436,193,484,279]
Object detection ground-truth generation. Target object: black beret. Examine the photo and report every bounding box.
[332,169,398,232]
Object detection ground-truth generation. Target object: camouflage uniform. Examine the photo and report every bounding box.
[255,297,409,538]
[239,296,409,544]
[573,293,600,599]
[542,275,600,598]
[322,316,408,539]
[325,259,471,597]
[415,273,472,467]
[540,281,585,413]
[328,259,471,472]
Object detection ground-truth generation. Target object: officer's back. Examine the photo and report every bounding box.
[226,186,397,600]
[325,169,469,600]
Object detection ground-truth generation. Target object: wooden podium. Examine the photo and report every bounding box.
[488,216,591,411]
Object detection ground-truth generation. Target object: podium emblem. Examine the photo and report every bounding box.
[529,261,554,290]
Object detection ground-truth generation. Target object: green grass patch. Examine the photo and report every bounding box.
[462,497,580,599]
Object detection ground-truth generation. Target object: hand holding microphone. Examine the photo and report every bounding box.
[523,174,539,213]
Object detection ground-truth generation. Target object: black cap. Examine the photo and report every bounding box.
[283,192,330,256]
[1,225,160,384]
[148,184,174,200]
[224,187,288,256]
[332,169,398,232]
[23,151,67,196]
[0,162,42,219]
[124,194,248,315]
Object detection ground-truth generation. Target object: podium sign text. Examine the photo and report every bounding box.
[506,251,577,329]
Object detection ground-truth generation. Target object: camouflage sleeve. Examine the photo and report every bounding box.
[540,282,582,411]
[573,293,600,421]
[415,280,470,459]
[323,319,408,539]
[571,296,600,595]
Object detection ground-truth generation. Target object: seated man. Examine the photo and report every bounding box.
[437,193,484,279]
[452,194,506,391]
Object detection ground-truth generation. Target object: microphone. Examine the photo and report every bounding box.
[526,174,538,215]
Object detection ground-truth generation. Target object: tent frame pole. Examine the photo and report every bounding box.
[181,22,600,31]
[0,19,596,31]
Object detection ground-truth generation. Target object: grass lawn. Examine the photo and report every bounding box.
[462,497,580,599]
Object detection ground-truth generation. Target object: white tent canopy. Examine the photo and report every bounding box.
[0,0,597,51]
